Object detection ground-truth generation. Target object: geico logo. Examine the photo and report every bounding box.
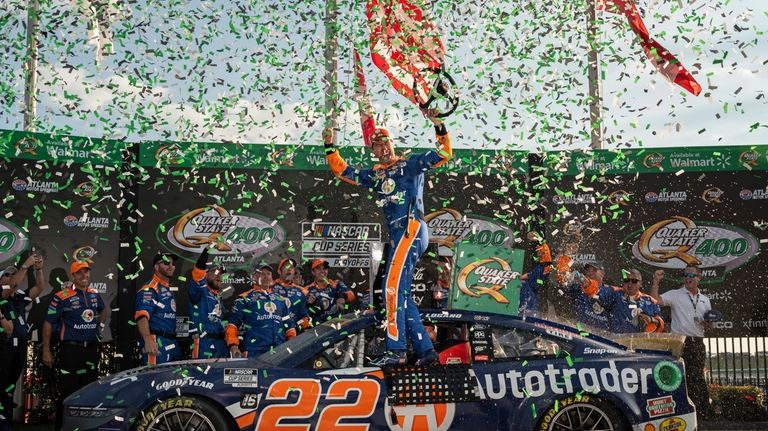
[470,361,655,400]
[713,321,733,329]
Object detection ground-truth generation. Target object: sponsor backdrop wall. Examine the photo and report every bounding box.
[0,131,123,341]
[135,140,530,318]
[3,129,768,346]
[1,129,530,356]
[539,147,768,337]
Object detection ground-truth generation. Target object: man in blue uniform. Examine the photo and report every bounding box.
[305,259,355,325]
[325,109,450,366]
[594,269,664,333]
[565,262,612,332]
[42,260,105,431]
[135,252,181,365]
[273,258,310,331]
[189,247,227,359]
[519,233,553,317]
[0,254,44,431]
[225,265,296,357]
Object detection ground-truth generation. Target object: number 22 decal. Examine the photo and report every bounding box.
[255,378,381,431]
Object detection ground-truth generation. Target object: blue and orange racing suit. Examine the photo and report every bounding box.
[326,124,452,354]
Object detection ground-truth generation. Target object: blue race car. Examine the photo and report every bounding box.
[63,310,697,431]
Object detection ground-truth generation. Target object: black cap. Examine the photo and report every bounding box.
[583,261,604,271]
[206,262,227,273]
[152,252,179,266]
[252,262,273,274]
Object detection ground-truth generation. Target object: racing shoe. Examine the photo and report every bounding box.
[371,350,408,366]
[415,349,438,366]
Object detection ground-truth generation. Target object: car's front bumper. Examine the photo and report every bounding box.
[63,406,132,431]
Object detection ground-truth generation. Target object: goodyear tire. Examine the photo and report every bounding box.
[536,394,629,431]
[133,396,233,431]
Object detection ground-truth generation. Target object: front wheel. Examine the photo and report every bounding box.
[133,396,233,431]
[536,394,629,431]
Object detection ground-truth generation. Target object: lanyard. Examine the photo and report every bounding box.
[688,292,700,314]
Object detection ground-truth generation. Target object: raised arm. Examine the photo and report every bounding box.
[649,270,665,306]
[324,127,371,186]
[426,110,452,168]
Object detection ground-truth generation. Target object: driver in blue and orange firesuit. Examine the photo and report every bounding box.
[566,262,612,332]
[273,258,311,331]
[305,259,355,325]
[225,264,296,358]
[587,268,665,333]
[324,108,450,366]
[42,260,106,431]
[189,246,228,359]
[518,232,553,318]
[135,252,181,366]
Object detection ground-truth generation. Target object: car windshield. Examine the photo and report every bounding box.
[256,314,364,366]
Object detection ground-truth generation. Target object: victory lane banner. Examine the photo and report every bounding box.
[450,243,525,315]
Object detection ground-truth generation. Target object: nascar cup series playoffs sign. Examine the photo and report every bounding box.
[625,216,759,281]
[158,206,285,268]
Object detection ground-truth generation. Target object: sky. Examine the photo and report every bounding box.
[0,0,766,151]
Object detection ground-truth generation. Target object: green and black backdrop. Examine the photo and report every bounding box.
[2,129,767,368]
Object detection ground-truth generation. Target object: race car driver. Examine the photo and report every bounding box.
[135,252,181,365]
[565,262,612,332]
[305,259,355,325]
[324,108,450,366]
[225,264,296,357]
[273,258,311,331]
[188,246,227,359]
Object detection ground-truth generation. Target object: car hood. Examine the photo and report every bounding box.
[65,357,262,407]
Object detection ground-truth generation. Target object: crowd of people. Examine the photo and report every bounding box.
[136,248,358,365]
[519,234,714,419]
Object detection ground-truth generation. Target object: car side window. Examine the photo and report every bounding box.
[299,330,367,370]
[487,326,572,361]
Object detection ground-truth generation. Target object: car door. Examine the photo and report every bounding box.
[248,319,387,431]
[468,321,576,430]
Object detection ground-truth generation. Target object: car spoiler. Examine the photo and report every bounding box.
[612,333,687,358]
